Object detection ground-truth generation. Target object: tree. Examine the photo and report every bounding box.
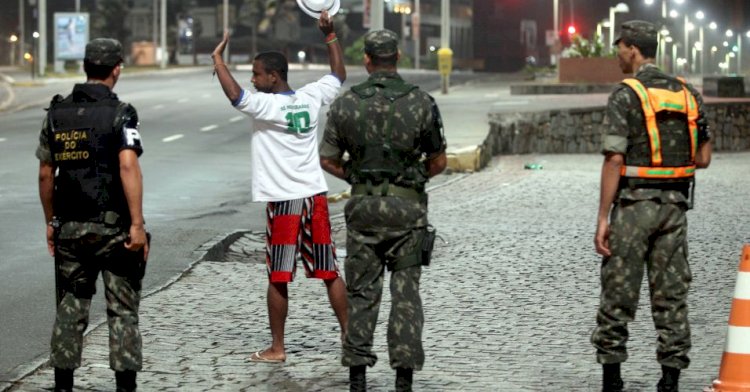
[91,0,131,48]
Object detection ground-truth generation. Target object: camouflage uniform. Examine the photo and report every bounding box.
[320,30,446,371]
[591,23,711,370]
[35,38,146,373]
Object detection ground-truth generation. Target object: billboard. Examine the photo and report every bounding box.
[54,13,89,61]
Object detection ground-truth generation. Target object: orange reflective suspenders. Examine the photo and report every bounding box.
[620,78,698,179]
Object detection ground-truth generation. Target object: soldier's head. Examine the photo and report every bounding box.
[363,29,400,72]
[252,51,289,93]
[613,20,658,73]
[83,38,124,83]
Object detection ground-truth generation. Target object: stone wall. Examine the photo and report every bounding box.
[480,102,750,165]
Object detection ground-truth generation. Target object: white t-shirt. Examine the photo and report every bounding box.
[234,74,342,202]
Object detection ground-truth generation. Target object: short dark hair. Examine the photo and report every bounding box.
[254,51,288,81]
[83,59,118,80]
[370,53,398,67]
[623,38,658,59]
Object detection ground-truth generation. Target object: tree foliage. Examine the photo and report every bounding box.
[91,0,131,45]
[563,34,613,58]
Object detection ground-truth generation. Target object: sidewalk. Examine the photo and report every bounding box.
[8,152,749,391]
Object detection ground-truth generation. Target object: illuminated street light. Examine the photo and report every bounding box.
[670,10,679,18]
[726,29,734,38]
[665,36,674,43]
[695,11,705,20]
[644,0,654,4]
[709,22,717,30]
[9,34,18,66]
[609,3,630,51]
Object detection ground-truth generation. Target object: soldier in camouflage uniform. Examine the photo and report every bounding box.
[36,38,148,392]
[591,21,712,392]
[320,29,447,392]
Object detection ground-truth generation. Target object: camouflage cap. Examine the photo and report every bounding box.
[84,38,123,67]
[364,29,399,57]
[613,20,658,48]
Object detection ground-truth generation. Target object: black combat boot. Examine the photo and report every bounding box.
[395,368,413,392]
[349,365,366,392]
[115,370,137,392]
[54,368,74,392]
[602,363,624,392]
[657,365,680,392]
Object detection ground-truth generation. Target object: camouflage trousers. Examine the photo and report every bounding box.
[51,233,146,372]
[341,228,425,370]
[591,199,692,369]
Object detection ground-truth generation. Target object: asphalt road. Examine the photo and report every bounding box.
[0,67,476,383]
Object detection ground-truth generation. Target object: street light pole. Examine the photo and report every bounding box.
[370,0,384,31]
[160,0,167,68]
[609,3,629,52]
[223,0,229,63]
[684,14,690,70]
[18,0,25,66]
[413,0,420,69]
[38,0,46,77]
[738,35,742,75]
[440,0,450,94]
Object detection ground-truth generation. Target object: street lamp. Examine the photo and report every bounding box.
[609,2,630,52]
[391,0,412,58]
[597,19,610,45]
[31,31,39,79]
[9,34,18,66]
[694,11,705,76]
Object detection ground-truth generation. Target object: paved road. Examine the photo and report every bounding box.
[9,152,750,391]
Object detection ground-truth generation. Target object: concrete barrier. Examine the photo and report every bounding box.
[483,101,750,156]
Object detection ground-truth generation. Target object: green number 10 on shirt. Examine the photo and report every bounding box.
[285,111,311,133]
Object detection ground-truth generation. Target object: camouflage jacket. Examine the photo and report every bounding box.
[321,71,446,231]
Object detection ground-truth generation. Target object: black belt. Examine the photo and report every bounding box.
[351,183,422,201]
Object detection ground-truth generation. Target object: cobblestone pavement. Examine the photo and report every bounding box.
[9,152,750,391]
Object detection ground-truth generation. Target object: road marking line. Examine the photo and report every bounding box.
[177,98,189,103]
[484,93,500,98]
[0,138,6,142]
[202,93,211,98]
[229,116,244,123]
[154,104,165,110]
[162,134,184,143]
[200,124,218,132]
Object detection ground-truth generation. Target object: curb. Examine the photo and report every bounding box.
[0,231,245,392]
[446,145,484,173]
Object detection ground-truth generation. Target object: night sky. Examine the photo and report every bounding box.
[1,0,747,64]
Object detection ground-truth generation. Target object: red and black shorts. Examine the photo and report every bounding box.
[265,193,339,283]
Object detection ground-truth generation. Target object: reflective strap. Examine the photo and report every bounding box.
[623,78,662,166]
[620,165,696,178]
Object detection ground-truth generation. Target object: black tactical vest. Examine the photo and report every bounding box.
[47,91,130,224]
[347,77,429,191]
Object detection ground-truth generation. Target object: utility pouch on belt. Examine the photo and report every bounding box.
[421,225,437,267]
